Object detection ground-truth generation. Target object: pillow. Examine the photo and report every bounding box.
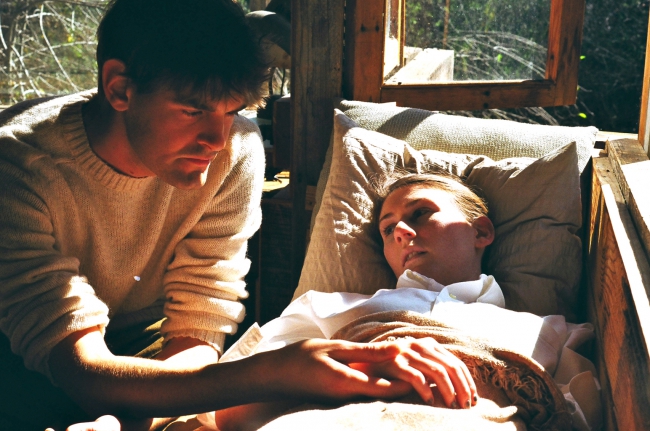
[338,99,597,170]
[310,99,596,232]
[295,110,582,319]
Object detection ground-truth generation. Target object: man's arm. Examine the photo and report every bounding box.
[49,326,477,430]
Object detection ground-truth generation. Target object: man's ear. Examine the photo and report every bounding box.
[473,216,495,249]
[101,59,132,112]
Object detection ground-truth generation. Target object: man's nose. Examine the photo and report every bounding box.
[394,221,415,243]
[197,116,228,151]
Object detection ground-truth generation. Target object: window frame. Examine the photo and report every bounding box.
[343,0,586,111]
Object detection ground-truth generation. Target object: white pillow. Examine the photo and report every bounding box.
[295,110,582,319]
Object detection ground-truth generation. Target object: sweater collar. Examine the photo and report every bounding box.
[59,90,155,191]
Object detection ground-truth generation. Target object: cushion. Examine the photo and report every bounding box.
[338,99,597,169]
[294,110,583,319]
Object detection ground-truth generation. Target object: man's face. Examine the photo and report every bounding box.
[122,87,247,189]
[378,185,482,285]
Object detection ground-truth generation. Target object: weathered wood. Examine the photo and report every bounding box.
[343,0,585,110]
[290,0,345,288]
[385,49,454,84]
[383,0,403,79]
[343,0,384,102]
[546,0,586,105]
[588,156,650,431]
[607,138,650,262]
[638,14,650,155]
[380,80,556,111]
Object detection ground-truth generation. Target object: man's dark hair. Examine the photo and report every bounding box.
[96,0,269,106]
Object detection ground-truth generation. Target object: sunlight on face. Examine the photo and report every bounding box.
[378,185,483,285]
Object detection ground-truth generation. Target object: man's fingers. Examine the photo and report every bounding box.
[327,341,400,364]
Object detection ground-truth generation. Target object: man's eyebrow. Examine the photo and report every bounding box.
[173,96,247,114]
[173,96,215,112]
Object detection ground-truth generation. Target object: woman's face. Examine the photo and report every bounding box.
[378,184,484,285]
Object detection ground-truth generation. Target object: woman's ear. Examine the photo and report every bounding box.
[101,59,132,112]
[473,216,495,249]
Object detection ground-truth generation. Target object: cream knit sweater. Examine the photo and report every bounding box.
[0,91,265,377]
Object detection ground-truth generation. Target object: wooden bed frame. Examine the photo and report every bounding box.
[586,136,650,430]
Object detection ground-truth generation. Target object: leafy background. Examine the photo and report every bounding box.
[1,0,648,132]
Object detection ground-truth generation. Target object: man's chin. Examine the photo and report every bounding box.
[161,170,208,189]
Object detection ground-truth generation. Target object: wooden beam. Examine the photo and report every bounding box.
[546,0,586,105]
[380,80,556,111]
[607,138,650,262]
[343,0,384,102]
[290,0,345,289]
[588,157,650,431]
[638,9,650,155]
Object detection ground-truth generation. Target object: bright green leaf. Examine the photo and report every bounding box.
[578,113,587,119]
[496,53,503,62]
[580,55,586,60]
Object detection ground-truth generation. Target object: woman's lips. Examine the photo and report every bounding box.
[403,250,426,267]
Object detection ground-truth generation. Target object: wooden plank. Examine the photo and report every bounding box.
[607,138,650,262]
[546,0,586,105]
[588,157,650,431]
[385,49,454,84]
[638,12,650,155]
[380,80,556,111]
[343,0,384,102]
[291,0,345,288]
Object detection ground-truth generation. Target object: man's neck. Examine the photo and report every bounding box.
[81,96,147,178]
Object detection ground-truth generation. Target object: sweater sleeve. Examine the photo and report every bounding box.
[160,116,265,352]
[0,136,110,378]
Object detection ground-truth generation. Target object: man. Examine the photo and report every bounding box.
[0,1,474,430]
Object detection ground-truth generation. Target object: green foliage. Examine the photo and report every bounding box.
[0,1,107,105]
[405,0,649,132]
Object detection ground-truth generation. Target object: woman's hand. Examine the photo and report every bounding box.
[263,337,477,408]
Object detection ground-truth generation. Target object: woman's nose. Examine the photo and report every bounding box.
[394,221,415,243]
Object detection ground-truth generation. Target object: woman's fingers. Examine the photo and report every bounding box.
[347,337,477,409]
[62,415,121,431]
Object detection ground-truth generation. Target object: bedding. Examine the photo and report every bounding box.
[295,110,584,318]
[200,302,601,431]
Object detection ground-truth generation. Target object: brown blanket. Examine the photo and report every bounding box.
[258,310,571,431]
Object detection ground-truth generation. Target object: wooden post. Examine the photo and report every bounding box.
[290,0,345,289]
[638,9,650,155]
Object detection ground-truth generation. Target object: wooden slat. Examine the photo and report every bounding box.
[638,12,650,155]
[545,0,586,105]
[607,138,650,261]
[290,0,345,288]
[588,157,650,431]
[380,80,556,111]
[343,0,385,102]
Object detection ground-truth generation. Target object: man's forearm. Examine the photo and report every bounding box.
[48,327,281,420]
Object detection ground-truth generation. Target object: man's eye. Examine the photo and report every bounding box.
[182,110,203,117]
